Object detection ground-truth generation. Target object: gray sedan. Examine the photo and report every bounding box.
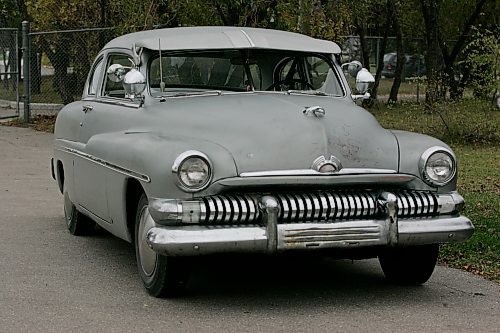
[51,26,473,297]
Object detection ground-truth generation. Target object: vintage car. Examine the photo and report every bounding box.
[51,26,474,297]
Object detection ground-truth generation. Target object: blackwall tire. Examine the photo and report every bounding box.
[63,189,96,236]
[378,244,439,285]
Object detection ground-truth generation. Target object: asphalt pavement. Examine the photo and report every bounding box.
[0,126,499,333]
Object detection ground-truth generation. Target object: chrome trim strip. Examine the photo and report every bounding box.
[240,168,397,177]
[239,29,256,47]
[78,204,112,224]
[57,147,151,183]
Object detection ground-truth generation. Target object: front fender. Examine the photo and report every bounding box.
[84,131,238,199]
[391,130,457,193]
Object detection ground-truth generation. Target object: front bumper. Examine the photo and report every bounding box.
[146,193,474,256]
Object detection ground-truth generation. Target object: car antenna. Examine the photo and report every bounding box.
[159,39,165,93]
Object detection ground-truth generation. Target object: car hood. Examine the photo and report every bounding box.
[147,93,399,174]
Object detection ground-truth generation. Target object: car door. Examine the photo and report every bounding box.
[74,52,136,223]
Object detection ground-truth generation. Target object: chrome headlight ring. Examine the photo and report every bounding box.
[172,150,213,192]
[419,146,457,187]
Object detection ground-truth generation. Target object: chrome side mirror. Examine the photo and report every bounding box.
[107,64,128,83]
[342,60,363,78]
[355,68,375,94]
[342,61,375,103]
[124,68,146,102]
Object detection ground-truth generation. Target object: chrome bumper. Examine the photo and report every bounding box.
[146,195,474,256]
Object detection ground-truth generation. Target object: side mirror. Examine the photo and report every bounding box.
[355,68,375,94]
[107,64,128,83]
[342,61,375,103]
[123,68,146,101]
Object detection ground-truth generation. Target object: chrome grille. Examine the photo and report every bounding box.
[200,194,260,224]
[198,190,439,225]
[275,191,378,222]
[394,191,438,216]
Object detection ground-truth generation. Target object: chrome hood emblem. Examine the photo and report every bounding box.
[312,155,343,173]
[303,105,326,118]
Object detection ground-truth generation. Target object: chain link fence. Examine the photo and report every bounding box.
[17,27,444,116]
[27,27,117,107]
[0,28,19,119]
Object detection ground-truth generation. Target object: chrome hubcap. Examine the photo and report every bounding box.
[138,206,157,277]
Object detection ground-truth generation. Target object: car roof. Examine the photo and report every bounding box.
[103,26,341,54]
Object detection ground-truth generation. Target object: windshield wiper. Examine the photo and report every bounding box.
[287,90,328,96]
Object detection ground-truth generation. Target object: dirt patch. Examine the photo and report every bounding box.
[0,115,56,133]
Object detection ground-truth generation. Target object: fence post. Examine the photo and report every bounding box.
[22,21,30,124]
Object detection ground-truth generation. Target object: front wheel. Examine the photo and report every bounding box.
[378,244,439,285]
[135,194,189,297]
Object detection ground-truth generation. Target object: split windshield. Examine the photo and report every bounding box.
[148,49,344,97]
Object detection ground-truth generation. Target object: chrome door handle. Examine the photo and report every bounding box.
[82,105,93,113]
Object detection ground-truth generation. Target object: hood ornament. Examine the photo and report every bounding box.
[303,105,325,118]
[312,155,343,173]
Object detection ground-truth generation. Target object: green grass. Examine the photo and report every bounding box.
[347,77,426,96]
[372,100,499,282]
[376,77,427,96]
[440,146,499,282]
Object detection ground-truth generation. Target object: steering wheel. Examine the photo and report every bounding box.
[266,78,315,91]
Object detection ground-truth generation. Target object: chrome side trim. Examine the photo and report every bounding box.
[78,204,112,224]
[240,168,397,177]
[83,96,141,109]
[56,147,151,183]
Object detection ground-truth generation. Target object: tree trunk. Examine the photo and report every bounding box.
[439,0,488,100]
[388,0,405,104]
[355,18,370,69]
[371,0,392,101]
[420,0,440,113]
[40,38,73,104]
[29,44,41,94]
[99,0,108,48]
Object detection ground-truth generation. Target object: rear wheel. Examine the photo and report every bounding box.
[135,194,189,297]
[378,244,439,285]
[63,189,95,236]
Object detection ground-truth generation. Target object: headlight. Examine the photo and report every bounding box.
[419,147,456,186]
[172,151,213,192]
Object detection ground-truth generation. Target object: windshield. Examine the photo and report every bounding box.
[148,49,344,97]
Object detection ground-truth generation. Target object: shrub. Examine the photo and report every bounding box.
[371,99,499,145]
